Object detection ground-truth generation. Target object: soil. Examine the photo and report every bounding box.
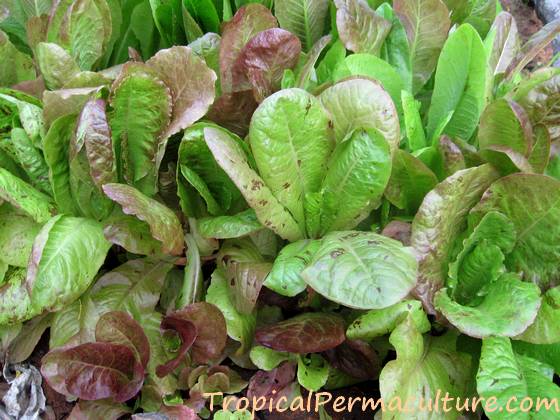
[501,0,553,66]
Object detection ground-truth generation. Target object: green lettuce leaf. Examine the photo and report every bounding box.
[302,231,417,309]
[274,0,329,51]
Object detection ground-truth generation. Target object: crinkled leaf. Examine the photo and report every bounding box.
[427,24,487,142]
[319,78,400,150]
[334,0,391,56]
[10,128,51,195]
[109,63,171,196]
[0,167,55,223]
[319,128,391,233]
[203,126,303,241]
[302,231,417,310]
[42,87,99,129]
[256,312,345,353]
[249,88,332,234]
[145,46,216,138]
[274,0,328,51]
[471,174,560,289]
[394,0,451,93]
[246,361,297,403]
[41,342,144,402]
[411,165,499,313]
[379,315,472,420]
[26,215,111,313]
[448,211,516,303]
[435,273,541,338]
[477,336,560,420]
[103,183,184,256]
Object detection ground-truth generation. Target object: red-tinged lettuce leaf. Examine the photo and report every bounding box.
[274,0,329,52]
[103,214,164,256]
[145,46,217,138]
[529,125,551,173]
[411,165,499,314]
[255,312,346,353]
[247,361,297,402]
[203,127,303,241]
[206,90,258,137]
[102,183,184,256]
[478,98,532,158]
[486,12,521,76]
[41,342,145,402]
[394,0,451,94]
[26,215,111,314]
[218,4,277,93]
[334,0,391,56]
[506,18,560,79]
[156,316,197,378]
[234,28,301,102]
[75,99,117,189]
[95,311,151,368]
[68,399,132,420]
[166,302,228,364]
[323,339,381,381]
[470,173,560,290]
[226,261,272,314]
[108,62,171,197]
[516,73,560,143]
[42,87,100,129]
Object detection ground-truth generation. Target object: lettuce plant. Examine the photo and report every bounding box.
[2,0,560,418]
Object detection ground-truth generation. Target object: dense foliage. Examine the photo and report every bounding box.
[2,0,560,418]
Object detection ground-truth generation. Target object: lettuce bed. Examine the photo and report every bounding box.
[1,0,560,418]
